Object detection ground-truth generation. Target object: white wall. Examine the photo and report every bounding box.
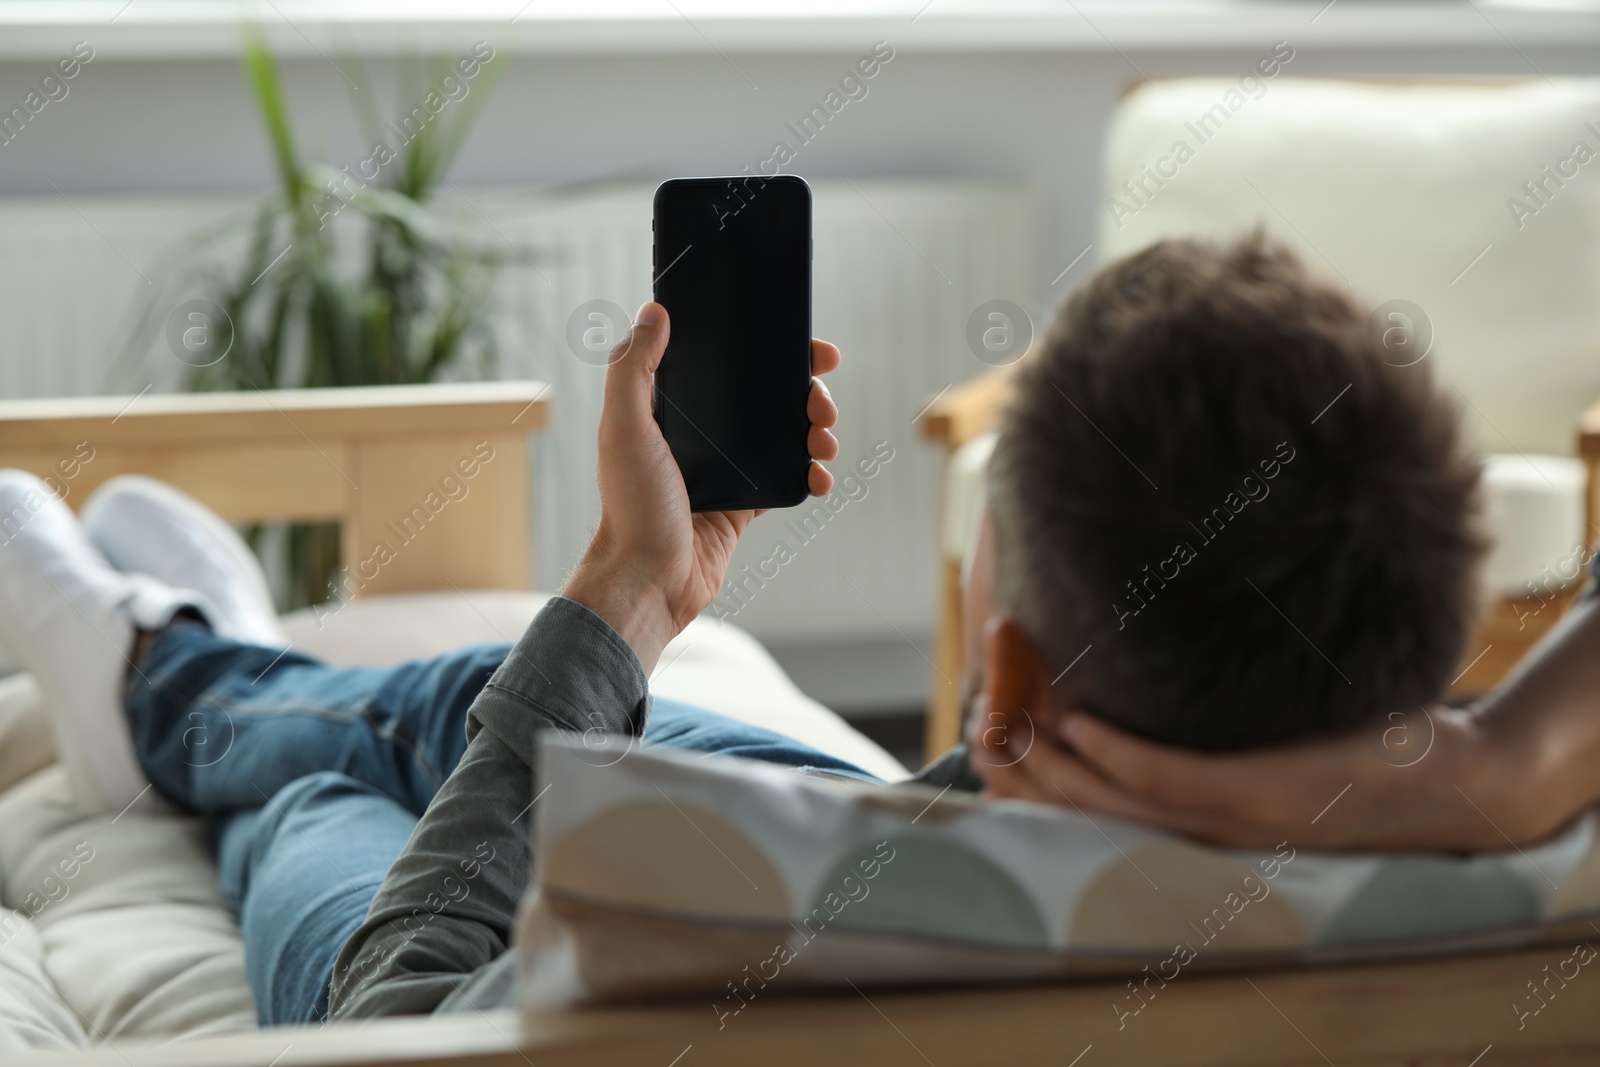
[6,28,1597,313]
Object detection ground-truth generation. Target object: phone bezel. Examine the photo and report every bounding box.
[651,174,814,513]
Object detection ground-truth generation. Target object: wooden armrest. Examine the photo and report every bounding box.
[0,381,550,452]
[1577,394,1600,545]
[920,366,1014,758]
[0,380,551,596]
[918,364,1016,452]
[1577,393,1600,455]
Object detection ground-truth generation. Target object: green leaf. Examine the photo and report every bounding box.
[429,42,507,192]
[241,28,305,206]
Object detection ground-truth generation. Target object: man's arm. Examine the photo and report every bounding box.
[327,303,845,1017]
[329,596,649,1018]
[979,576,1600,851]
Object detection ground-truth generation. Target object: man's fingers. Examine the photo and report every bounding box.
[989,738,1168,822]
[807,378,838,428]
[1059,713,1222,803]
[1061,712,1326,832]
[805,361,841,496]
[808,426,839,462]
[811,339,842,376]
[807,461,834,497]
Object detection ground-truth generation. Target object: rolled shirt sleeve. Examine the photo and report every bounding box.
[329,597,649,1019]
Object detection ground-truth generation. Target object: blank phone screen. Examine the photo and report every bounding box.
[653,175,812,512]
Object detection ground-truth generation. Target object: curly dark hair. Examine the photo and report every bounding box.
[987,234,1486,750]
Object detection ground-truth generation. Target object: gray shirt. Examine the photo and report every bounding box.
[327,597,977,1019]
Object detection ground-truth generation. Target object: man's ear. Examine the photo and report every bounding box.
[974,615,1057,757]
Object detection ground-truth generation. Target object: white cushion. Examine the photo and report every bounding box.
[0,674,55,797]
[281,590,909,783]
[1101,78,1600,457]
[1483,454,1587,597]
[0,909,84,1053]
[0,766,257,1043]
[939,432,997,565]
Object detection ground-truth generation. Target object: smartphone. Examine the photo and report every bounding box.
[653,174,813,512]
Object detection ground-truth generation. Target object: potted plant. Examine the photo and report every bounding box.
[116,31,526,609]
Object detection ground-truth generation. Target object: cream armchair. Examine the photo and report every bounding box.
[922,77,1600,759]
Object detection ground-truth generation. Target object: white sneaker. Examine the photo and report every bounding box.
[82,476,285,648]
[0,471,196,814]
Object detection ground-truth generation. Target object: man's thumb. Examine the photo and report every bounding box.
[610,301,667,375]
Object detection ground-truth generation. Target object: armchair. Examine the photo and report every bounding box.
[920,75,1600,758]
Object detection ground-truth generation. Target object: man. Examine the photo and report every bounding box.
[972,246,1600,856]
[2,235,1591,1025]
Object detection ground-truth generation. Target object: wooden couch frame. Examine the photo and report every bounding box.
[5,382,1600,1066]
[0,382,549,597]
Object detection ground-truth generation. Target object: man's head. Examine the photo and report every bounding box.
[975,235,1486,752]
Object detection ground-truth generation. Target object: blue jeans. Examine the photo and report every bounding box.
[124,626,875,1026]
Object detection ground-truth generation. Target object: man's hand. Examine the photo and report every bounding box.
[977,705,1536,851]
[977,592,1600,852]
[562,302,841,674]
